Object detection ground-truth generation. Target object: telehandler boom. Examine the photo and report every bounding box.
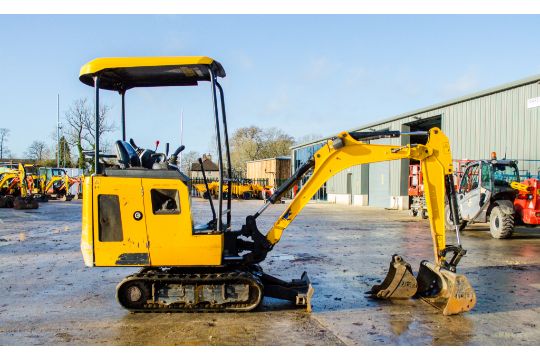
[79,56,475,315]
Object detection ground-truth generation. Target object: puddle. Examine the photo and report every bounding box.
[270,254,297,261]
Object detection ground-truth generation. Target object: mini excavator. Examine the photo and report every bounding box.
[0,164,39,209]
[79,56,476,315]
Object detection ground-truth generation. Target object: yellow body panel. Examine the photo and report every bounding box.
[80,176,94,267]
[141,178,222,266]
[81,174,222,268]
[92,176,149,266]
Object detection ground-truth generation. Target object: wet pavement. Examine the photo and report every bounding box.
[0,199,539,345]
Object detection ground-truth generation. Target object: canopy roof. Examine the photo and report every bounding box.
[79,56,226,91]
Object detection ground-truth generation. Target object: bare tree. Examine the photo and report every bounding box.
[179,150,201,175]
[230,126,295,175]
[25,140,50,162]
[64,98,114,170]
[64,98,90,168]
[0,128,10,160]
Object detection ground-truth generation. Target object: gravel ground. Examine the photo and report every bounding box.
[0,198,539,345]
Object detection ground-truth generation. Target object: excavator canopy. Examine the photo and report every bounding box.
[79,56,226,91]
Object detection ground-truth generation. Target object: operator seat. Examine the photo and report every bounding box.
[115,140,141,168]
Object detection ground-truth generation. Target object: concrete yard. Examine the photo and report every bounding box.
[0,198,539,345]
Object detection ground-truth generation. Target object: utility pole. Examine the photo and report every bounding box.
[57,94,60,168]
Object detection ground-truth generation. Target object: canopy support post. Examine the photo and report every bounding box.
[94,76,100,175]
[210,69,224,232]
[121,90,126,142]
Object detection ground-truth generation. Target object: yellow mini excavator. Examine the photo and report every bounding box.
[79,56,476,315]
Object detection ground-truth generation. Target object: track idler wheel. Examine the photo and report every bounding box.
[367,254,418,299]
[416,260,476,315]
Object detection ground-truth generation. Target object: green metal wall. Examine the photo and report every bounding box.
[321,80,540,199]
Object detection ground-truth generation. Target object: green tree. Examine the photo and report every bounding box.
[57,136,72,167]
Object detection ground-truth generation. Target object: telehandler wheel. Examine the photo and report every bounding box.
[489,206,514,239]
[444,204,467,231]
[242,192,251,200]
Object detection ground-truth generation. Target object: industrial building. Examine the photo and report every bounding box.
[291,74,540,209]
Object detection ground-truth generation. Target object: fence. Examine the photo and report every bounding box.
[189,177,292,199]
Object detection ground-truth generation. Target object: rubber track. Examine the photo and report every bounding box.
[117,269,264,313]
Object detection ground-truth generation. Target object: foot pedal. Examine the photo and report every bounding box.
[367,254,418,299]
[416,260,476,315]
[261,271,314,312]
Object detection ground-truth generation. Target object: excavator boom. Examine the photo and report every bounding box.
[251,127,476,315]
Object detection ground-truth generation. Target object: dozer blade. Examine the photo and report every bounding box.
[367,254,418,299]
[260,271,314,312]
[416,260,476,315]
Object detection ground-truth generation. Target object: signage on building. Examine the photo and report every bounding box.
[527,96,540,109]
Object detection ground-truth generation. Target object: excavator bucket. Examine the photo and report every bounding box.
[416,260,476,315]
[367,254,418,299]
[13,196,39,210]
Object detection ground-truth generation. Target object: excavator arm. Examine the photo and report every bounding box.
[238,127,475,315]
[265,128,453,265]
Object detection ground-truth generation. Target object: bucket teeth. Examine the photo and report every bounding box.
[367,254,418,299]
[416,260,477,315]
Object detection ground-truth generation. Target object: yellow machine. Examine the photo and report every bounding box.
[79,56,475,315]
[0,164,39,209]
[37,167,76,201]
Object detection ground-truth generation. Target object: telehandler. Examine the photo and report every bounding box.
[79,56,476,315]
[445,154,540,238]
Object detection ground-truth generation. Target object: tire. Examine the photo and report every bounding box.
[411,209,418,217]
[242,192,251,200]
[444,204,467,231]
[489,206,514,239]
[421,210,428,219]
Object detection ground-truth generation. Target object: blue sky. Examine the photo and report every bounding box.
[1,15,540,158]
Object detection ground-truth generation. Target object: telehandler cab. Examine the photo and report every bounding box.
[79,56,476,315]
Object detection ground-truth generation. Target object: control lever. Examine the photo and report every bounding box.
[199,157,217,229]
[168,145,185,164]
[154,140,160,152]
[165,143,170,157]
